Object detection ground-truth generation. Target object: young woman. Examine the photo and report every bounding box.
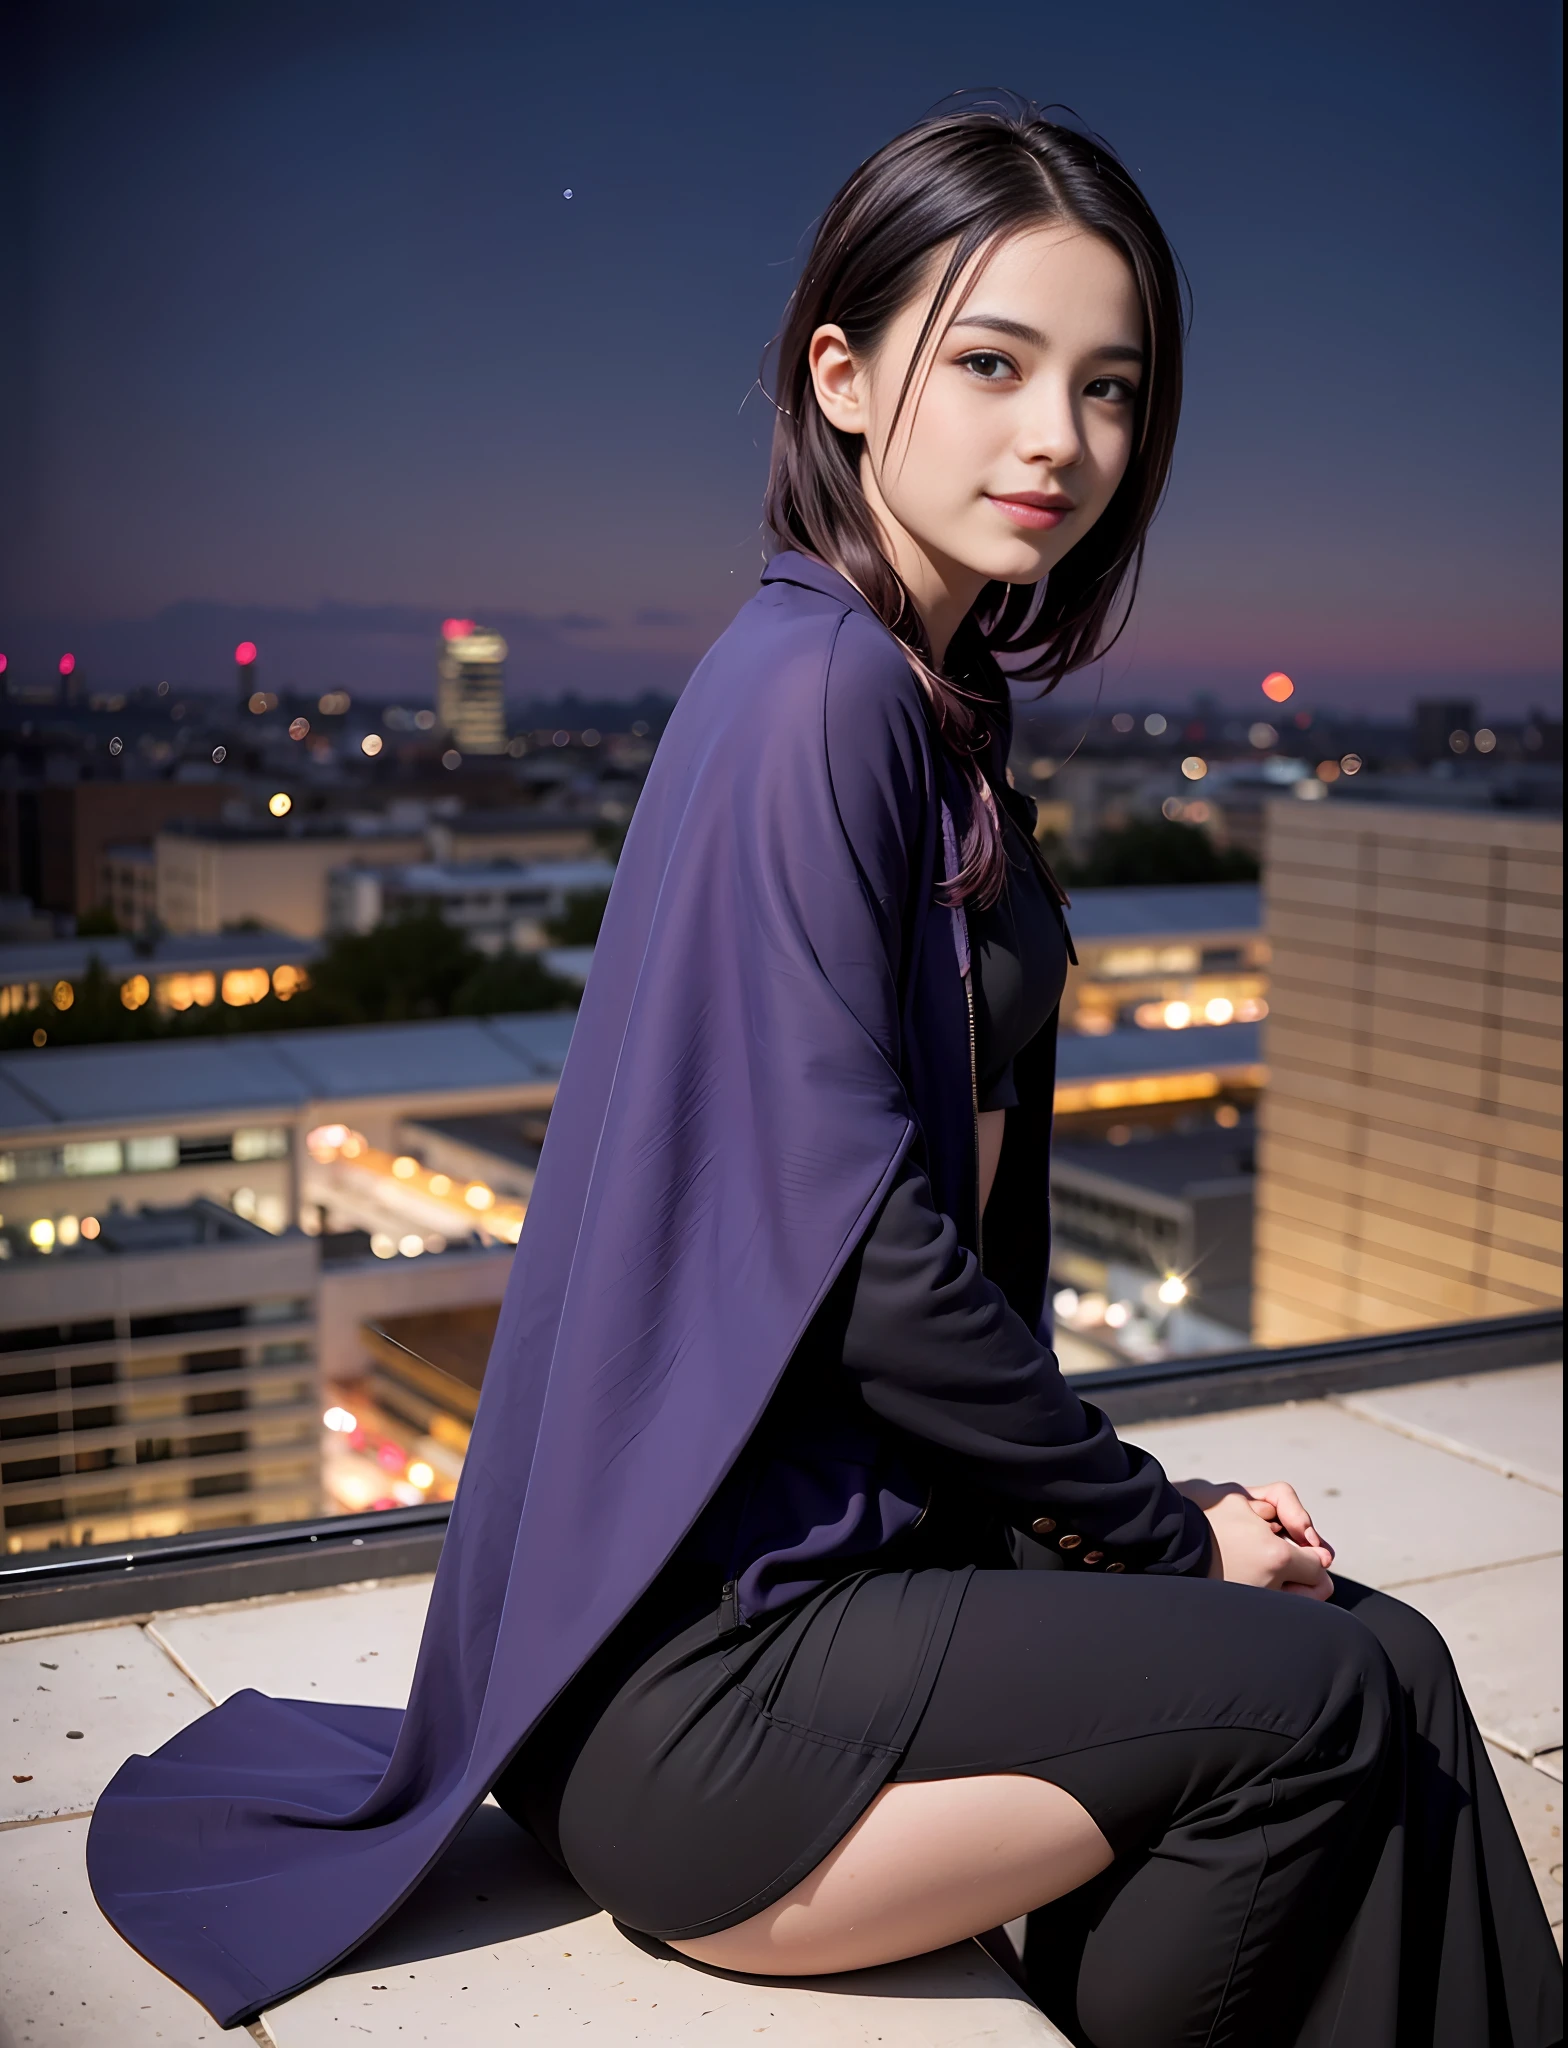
[91,106,1560,2047]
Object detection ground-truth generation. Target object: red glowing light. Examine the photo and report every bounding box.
[0,654,7,673]
[1261,671,1294,704]
[235,641,258,667]
[58,653,76,677]
[441,617,476,641]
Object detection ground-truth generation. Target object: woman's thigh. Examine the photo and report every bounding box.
[677,1569,1399,1986]
[671,1770,1114,1976]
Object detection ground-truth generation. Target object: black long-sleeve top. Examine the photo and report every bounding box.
[694,791,1213,1623]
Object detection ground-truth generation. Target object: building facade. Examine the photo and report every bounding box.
[1253,797,1563,1342]
[325,856,615,952]
[1062,884,1268,1038]
[0,1202,320,1553]
[437,628,509,756]
[155,822,426,936]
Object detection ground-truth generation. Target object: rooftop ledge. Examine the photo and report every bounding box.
[2,1318,1561,2044]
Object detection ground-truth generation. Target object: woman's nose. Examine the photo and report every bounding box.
[1018,384,1084,468]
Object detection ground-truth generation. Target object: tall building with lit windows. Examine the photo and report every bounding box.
[436,621,508,755]
[1254,794,1563,1342]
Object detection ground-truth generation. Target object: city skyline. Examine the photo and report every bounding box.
[3,1,1561,715]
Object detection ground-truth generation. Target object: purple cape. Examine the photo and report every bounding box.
[87,555,1010,2026]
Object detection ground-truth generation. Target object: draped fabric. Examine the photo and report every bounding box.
[87,556,986,2027]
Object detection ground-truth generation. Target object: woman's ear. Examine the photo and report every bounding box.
[808,324,870,436]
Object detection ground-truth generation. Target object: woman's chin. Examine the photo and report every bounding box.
[953,542,1055,591]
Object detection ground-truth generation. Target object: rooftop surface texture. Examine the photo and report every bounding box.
[1062,882,1259,940]
[0,1012,577,1137]
[1053,1122,1256,1198]
[1,1360,1559,2044]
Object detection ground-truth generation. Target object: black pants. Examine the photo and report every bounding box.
[905,1574,1561,2048]
[503,1569,1562,2048]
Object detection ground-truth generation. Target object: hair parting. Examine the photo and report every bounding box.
[763,93,1187,907]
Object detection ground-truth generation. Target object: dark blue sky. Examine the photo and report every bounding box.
[3,0,1561,714]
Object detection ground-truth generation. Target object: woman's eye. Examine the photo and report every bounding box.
[1085,376,1138,404]
[959,351,1016,382]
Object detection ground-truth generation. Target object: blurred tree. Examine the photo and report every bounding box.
[450,951,579,1014]
[544,887,610,946]
[1061,819,1259,888]
[288,910,479,1024]
[75,906,120,936]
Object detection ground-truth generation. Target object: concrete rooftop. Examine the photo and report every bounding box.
[1,1362,1560,2044]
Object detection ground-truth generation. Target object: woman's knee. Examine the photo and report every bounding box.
[1253,1592,1401,1783]
[1330,1580,1457,1704]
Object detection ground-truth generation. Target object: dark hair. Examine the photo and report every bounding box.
[764,99,1186,905]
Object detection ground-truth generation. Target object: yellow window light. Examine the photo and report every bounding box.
[1052,1067,1267,1116]
[29,1218,55,1251]
[267,792,292,818]
[391,1155,419,1180]
[272,963,308,999]
[159,971,216,1011]
[51,980,74,1011]
[222,968,271,1006]
[429,1413,472,1454]
[120,973,150,1011]
[464,1183,494,1210]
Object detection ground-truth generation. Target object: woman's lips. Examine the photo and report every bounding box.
[986,494,1072,530]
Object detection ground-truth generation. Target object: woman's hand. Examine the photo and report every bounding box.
[1175,1479,1335,1600]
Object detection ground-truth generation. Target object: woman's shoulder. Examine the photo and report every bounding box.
[706,573,932,782]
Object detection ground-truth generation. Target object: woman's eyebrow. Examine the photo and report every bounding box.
[949,314,1145,364]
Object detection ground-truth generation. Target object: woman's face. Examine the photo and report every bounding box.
[809,223,1145,630]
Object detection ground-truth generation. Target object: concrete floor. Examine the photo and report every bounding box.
[1,1363,1560,2045]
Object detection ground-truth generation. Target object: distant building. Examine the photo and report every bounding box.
[1253,795,1562,1342]
[154,820,427,937]
[0,1014,575,1540]
[0,1199,320,1554]
[99,843,158,932]
[0,782,229,922]
[1064,884,1268,1038]
[1050,1119,1256,1345]
[325,856,615,954]
[424,809,599,864]
[437,626,509,756]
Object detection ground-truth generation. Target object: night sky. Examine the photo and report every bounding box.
[3,0,1561,716]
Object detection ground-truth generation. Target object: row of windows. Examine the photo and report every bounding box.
[4,1469,255,1527]
[1087,943,1260,981]
[1052,1186,1182,1239]
[0,1298,311,1365]
[0,1126,290,1186]
[3,1428,250,1485]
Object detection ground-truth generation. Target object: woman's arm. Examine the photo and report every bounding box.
[825,1156,1213,1577]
